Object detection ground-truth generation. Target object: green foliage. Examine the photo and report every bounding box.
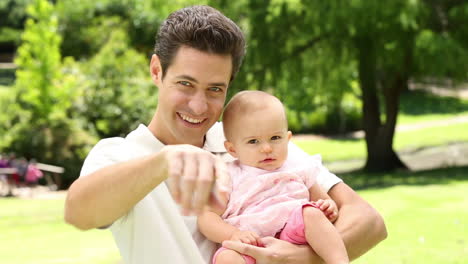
[77,29,157,138]
[0,0,32,45]
[2,0,97,187]
[56,0,207,58]
[400,90,468,116]
[14,0,64,124]
[414,30,468,80]
[216,0,363,133]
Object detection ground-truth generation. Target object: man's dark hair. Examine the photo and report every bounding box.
[154,5,246,81]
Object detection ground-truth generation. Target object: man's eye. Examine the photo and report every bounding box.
[208,87,222,92]
[179,81,190,86]
[247,139,258,144]
[271,136,281,140]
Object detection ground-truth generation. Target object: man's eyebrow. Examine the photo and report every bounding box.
[176,75,198,83]
[175,75,227,87]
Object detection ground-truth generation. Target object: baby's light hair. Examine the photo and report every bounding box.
[222,91,287,141]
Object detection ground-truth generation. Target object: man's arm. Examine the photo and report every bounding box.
[222,182,387,264]
[65,145,227,230]
[329,182,387,260]
[65,152,168,230]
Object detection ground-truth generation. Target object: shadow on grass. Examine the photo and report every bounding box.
[400,90,468,116]
[340,165,468,190]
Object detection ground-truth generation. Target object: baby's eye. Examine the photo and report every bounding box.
[271,136,281,140]
[247,139,258,144]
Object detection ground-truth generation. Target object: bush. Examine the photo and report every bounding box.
[77,29,157,138]
[286,92,362,134]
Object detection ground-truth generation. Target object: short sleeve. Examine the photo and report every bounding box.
[79,137,126,177]
[288,142,342,193]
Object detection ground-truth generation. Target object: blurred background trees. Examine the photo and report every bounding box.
[0,0,467,186]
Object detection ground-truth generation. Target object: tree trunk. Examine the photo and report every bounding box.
[355,36,407,172]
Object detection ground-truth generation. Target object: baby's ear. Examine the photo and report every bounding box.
[287,131,292,140]
[224,141,238,158]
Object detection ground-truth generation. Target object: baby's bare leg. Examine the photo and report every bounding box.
[303,206,349,264]
[215,249,247,264]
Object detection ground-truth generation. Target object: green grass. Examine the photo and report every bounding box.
[294,122,468,162]
[353,177,468,264]
[0,198,120,264]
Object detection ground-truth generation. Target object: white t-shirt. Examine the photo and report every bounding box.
[79,122,342,264]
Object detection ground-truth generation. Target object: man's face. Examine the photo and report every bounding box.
[150,46,232,147]
[226,107,292,171]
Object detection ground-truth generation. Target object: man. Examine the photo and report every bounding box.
[65,5,387,264]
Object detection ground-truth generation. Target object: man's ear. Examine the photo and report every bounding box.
[150,54,162,86]
[287,131,292,141]
[224,141,238,158]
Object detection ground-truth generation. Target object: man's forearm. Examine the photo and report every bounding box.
[329,183,388,260]
[65,153,168,230]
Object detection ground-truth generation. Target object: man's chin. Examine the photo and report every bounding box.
[177,130,208,146]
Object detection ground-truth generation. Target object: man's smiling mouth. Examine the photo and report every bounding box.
[178,113,204,124]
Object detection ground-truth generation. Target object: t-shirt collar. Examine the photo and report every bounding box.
[128,123,227,154]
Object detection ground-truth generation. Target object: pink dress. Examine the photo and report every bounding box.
[220,148,324,237]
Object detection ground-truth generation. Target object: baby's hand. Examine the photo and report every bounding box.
[315,199,339,222]
[230,230,261,246]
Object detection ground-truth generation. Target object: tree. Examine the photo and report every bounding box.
[5,0,95,187]
[213,0,468,172]
[14,0,65,125]
[211,0,362,134]
[55,0,205,58]
[321,0,468,171]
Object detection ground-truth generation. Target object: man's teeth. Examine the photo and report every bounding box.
[180,114,203,124]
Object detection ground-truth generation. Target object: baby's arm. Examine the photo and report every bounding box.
[309,184,339,222]
[198,210,238,243]
[198,210,260,246]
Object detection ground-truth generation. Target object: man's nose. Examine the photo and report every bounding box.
[188,92,208,115]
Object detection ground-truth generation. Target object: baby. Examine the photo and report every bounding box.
[198,91,349,264]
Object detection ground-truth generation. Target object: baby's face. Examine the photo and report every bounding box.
[227,107,291,171]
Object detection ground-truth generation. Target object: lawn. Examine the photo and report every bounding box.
[0,198,120,264]
[1,167,466,264]
[353,176,468,264]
